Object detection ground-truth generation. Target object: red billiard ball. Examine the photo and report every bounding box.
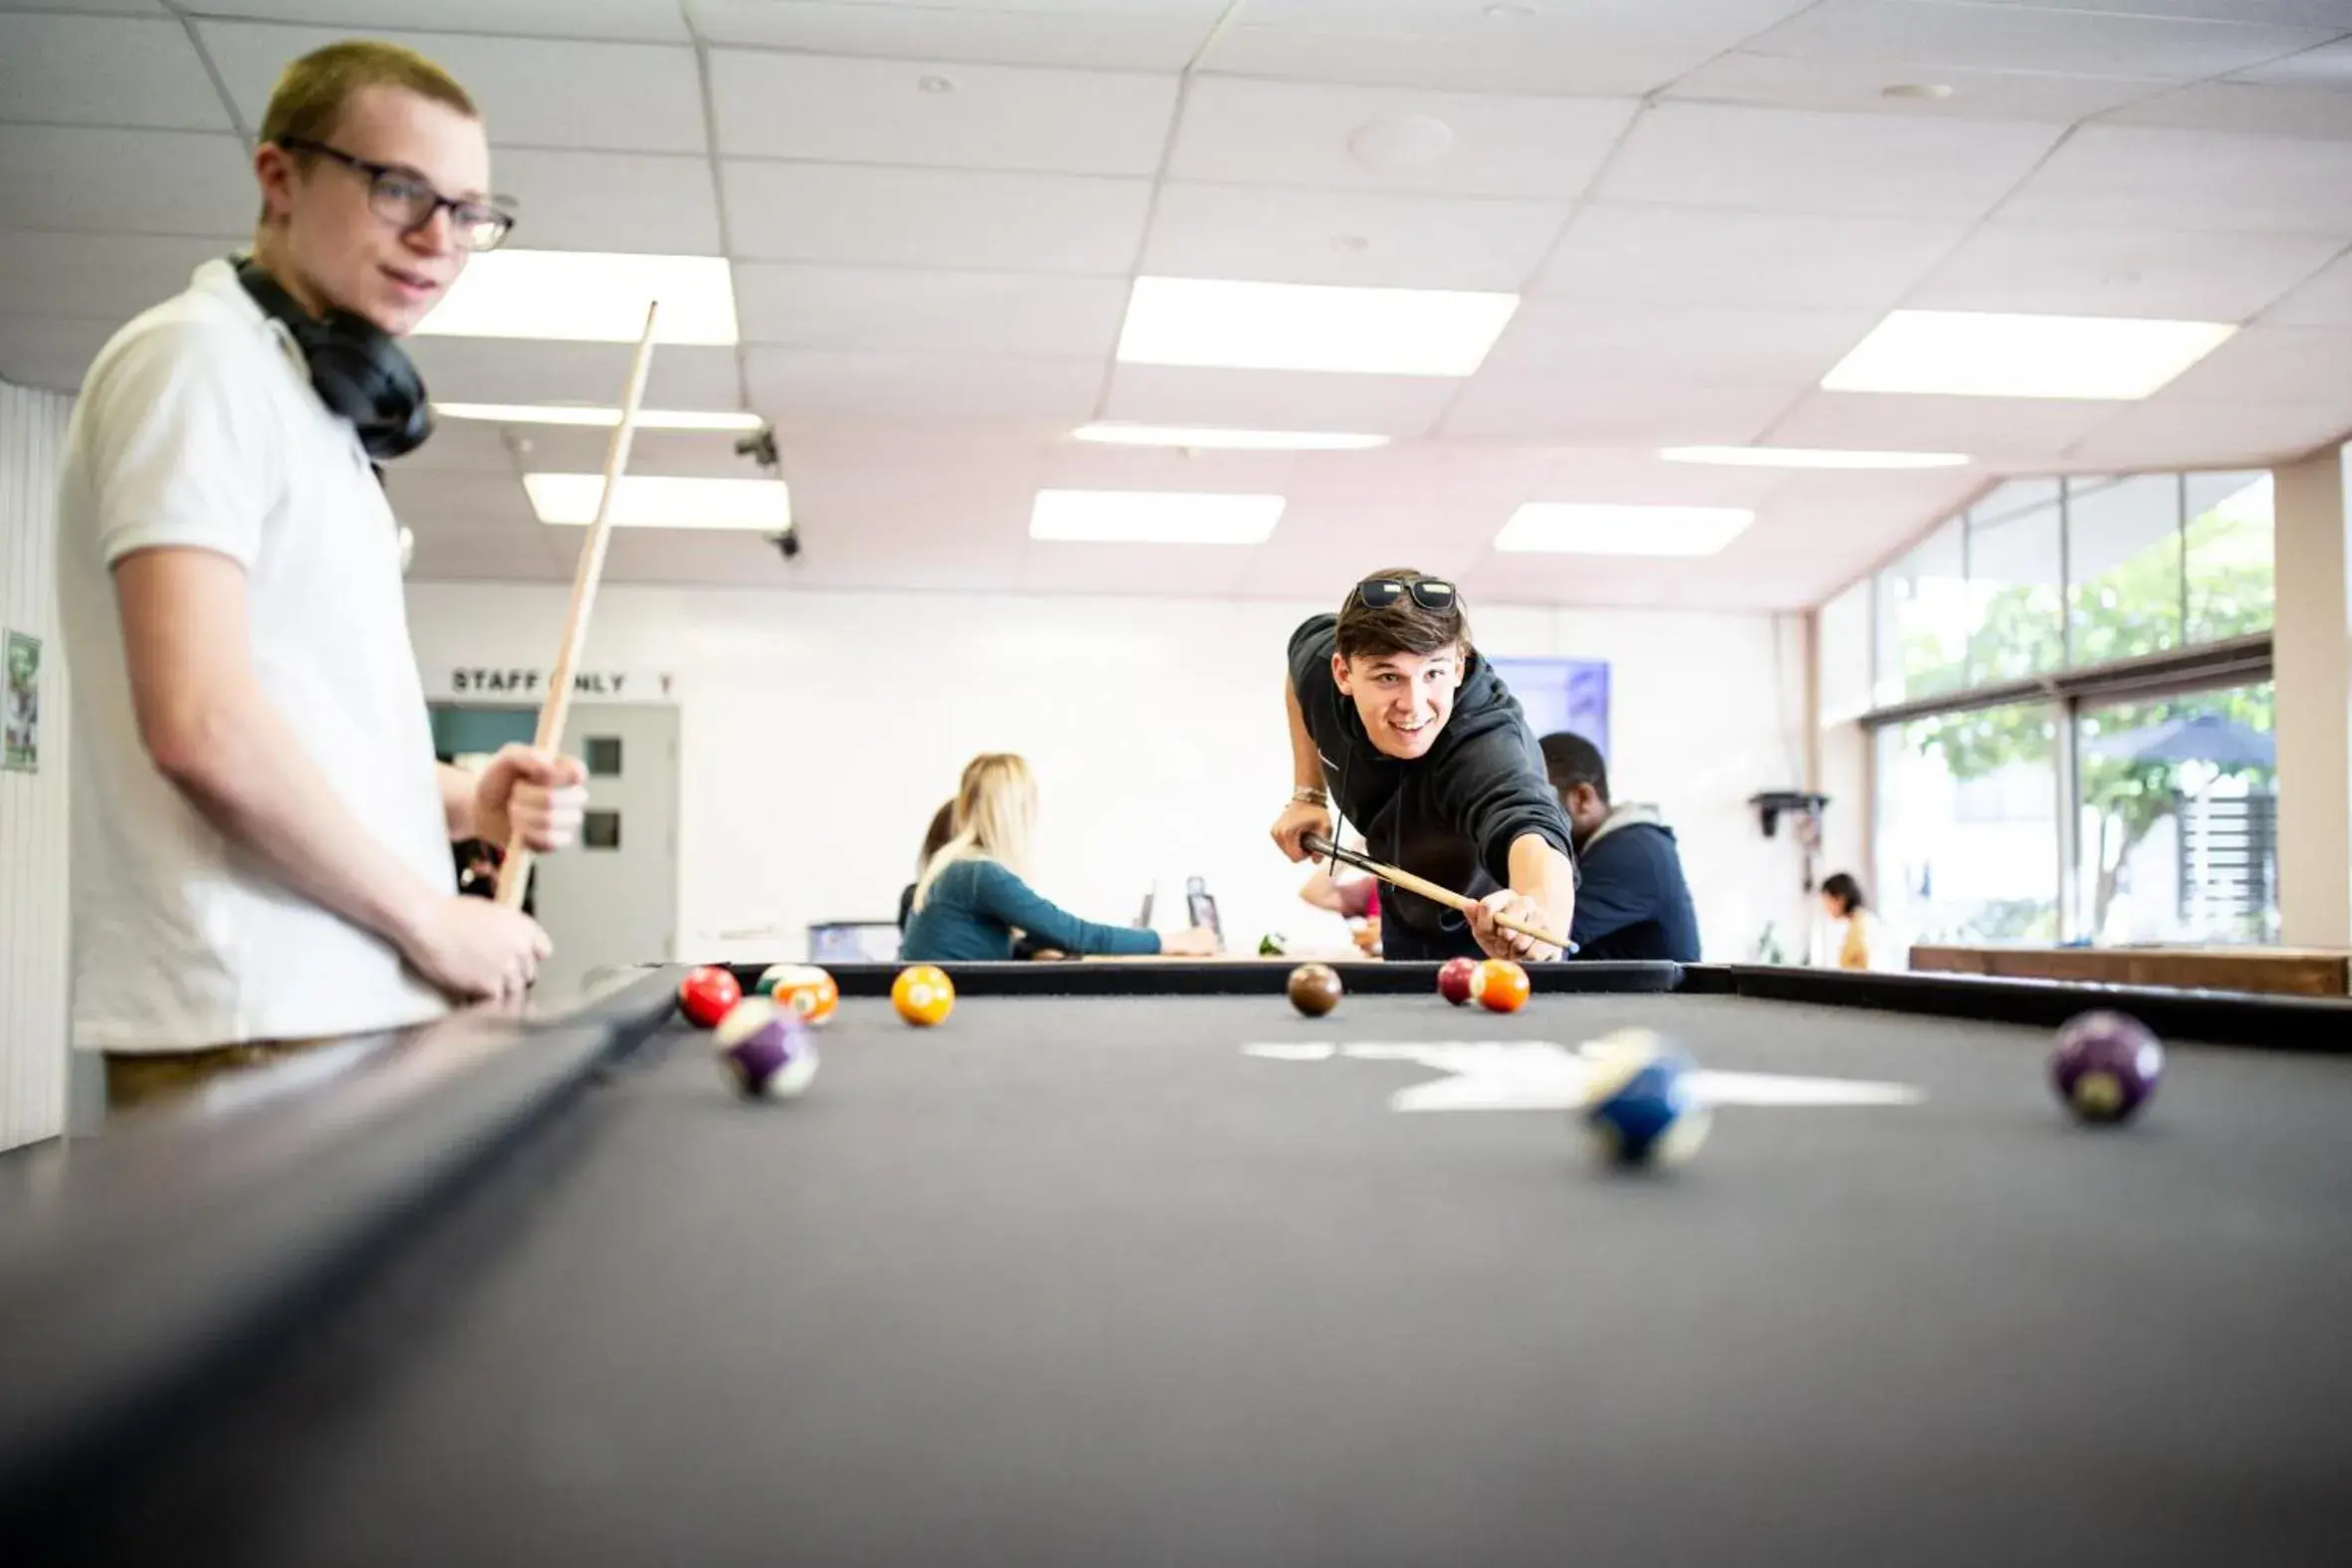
[679,966,742,1028]
[1471,959,1530,1013]
[1437,956,1478,1007]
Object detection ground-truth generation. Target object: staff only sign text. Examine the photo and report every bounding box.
[431,667,677,702]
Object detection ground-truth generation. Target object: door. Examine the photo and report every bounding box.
[532,702,680,988]
[432,700,680,991]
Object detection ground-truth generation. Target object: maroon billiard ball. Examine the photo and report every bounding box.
[1288,964,1342,1017]
[1437,956,1478,1007]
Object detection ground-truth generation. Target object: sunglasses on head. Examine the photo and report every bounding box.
[1356,577,1459,612]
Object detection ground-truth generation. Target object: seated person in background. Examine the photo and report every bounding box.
[897,799,955,933]
[1539,732,1701,963]
[901,753,1220,963]
[1299,855,1382,956]
[1812,872,1897,971]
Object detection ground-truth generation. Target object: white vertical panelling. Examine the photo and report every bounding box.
[0,378,73,1152]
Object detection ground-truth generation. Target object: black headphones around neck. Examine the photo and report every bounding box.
[234,258,434,461]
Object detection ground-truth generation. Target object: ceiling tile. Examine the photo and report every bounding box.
[382,467,532,524]
[0,126,248,238]
[1742,0,2338,80]
[405,337,745,407]
[494,149,721,254]
[1664,52,2173,121]
[1535,204,1965,310]
[0,315,118,393]
[1167,77,1636,198]
[1997,124,2352,236]
[746,346,1104,423]
[1977,1,2352,28]
[721,160,1151,272]
[1439,377,1793,444]
[405,531,571,584]
[1203,0,1817,97]
[709,49,1177,176]
[1142,182,1568,291]
[2104,82,2352,141]
[2262,245,2352,325]
[1103,363,1463,437]
[1764,389,2122,463]
[197,21,707,153]
[685,0,1226,72]
[1905,221,2345,321]
[1017,548,1255,599]
[1595,103,2065,218]
[594,530,819,587]
[2059,393,2352,470]
[734,264,1128,356]
[2231,34,2352,83]
[1480,299,1872,385]
[178,0,691,40]
[0,1,168,12]
[0,230,224,323]
[2151,324,2352,403]
[0,14,234,131]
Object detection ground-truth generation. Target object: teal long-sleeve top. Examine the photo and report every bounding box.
[899,857,1163,963]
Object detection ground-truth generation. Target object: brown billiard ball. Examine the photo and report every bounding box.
[1288,963,1342,1017]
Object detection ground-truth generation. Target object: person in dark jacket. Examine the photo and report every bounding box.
[1539,732,1701,963]
[1270,570,1576,963]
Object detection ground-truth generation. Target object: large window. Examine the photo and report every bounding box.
[2076,683,2276,945]
[1877,704,2060,944]
[1865,468,2277,951]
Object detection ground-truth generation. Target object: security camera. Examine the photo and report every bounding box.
[735,427,781,471]
[767,529,802,563]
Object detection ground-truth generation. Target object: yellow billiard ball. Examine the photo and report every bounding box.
[891,964,955,1026]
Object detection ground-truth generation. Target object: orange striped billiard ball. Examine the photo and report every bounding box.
[1470,958,1530,1013]
[892,964,955,1026]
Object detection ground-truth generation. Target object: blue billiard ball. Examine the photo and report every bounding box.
[1580,1028,1711,1168]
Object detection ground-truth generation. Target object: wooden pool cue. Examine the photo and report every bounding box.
[1300,832,1571,954]
[495,302,661,908]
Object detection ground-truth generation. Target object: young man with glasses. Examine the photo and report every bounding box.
[56,42,586,1111]
[1271,570,1577,963]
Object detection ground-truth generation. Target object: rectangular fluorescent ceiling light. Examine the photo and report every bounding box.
[524,473,791,531]
[1661,445,1969,471]
[1030,489,1284,545]
[1821,310,2234,400]
[1072,423,1389,452]
[417,251,739,344]
[1116,277,1518,376]
[1497,503,1753,557]
[437,402,765,433]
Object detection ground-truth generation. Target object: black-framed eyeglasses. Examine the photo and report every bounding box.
[278,137,515,252]
[1356,577,1458,612]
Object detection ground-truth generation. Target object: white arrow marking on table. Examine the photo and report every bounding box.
[1241,1040,1924,1114]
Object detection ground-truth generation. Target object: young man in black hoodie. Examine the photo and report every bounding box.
[1271,571,1576,963]
[1539,731,1702,963]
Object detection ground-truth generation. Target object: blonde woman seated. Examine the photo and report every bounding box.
[900,755,1220,963]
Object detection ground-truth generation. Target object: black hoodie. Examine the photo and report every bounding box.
[1289,615,1574,961]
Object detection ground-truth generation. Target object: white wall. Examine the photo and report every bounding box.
[0,380,72,1152]
[406,582,1814,967]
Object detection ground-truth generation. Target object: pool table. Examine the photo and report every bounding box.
[5,961,2351,1566]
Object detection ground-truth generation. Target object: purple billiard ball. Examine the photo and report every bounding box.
[713,999,820,1101]
[2051,1010,2163,1125]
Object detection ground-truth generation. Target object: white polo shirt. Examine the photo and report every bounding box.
[56,259,453,1052]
